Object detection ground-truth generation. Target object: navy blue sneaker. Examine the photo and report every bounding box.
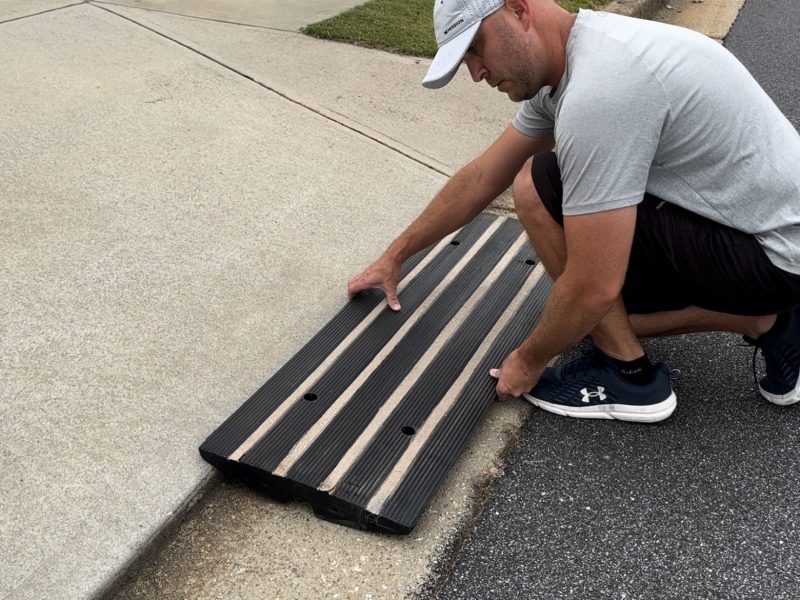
[745,308,800,405]
[524,348,677,423]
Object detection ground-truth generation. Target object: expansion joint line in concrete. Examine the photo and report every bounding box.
[91,1,298,35]
[89,2,452,179]
[0,1,87,25]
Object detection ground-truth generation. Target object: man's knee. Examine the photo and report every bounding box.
[512,158,536,208]
[513,153,562,227]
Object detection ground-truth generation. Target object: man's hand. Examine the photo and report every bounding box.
[347,255,403,311]
[490,348,546,401]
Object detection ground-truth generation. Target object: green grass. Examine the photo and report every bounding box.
[303,0,613,58]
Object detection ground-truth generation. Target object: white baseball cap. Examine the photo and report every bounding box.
[422,0,504,89]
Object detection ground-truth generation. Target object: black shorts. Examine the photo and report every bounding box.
[531,151,800,316]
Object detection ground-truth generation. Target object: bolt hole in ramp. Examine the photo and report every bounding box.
[200,214,552,534]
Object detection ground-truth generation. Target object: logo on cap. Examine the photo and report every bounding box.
[444,17,464,35]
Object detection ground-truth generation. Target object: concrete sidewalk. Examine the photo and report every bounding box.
[1,2,512,598]
[0,0,745,598]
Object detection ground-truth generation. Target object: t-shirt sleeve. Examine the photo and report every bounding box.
[557,60,671,216]
[512,88,556,138]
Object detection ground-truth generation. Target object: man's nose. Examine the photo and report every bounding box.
[464,53,488,83]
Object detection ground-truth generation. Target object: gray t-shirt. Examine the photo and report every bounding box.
[512,10,800,275]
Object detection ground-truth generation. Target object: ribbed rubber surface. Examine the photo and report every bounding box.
[199,214,553,534]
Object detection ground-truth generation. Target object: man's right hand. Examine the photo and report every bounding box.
[347,255,403,311]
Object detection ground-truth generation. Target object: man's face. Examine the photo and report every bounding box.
[463,9,542,102]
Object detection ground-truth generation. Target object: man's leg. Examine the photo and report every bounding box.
[511,155,676,422]
[512,157,645,361]
[629,307,776,339]
[515,152,800,408]
[513,156,778,342]
[614,172,800,407]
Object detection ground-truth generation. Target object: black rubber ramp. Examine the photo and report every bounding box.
[200,213,553,534]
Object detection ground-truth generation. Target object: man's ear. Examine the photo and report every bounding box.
[505,0,532,28]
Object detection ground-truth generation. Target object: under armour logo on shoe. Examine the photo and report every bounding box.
[580,386,607,403]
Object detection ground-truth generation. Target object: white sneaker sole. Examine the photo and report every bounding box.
[759,368,800,405]
[523,391,677,423]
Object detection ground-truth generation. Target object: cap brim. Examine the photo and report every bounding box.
[421,20,481,89]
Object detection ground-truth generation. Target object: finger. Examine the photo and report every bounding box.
[495,381,508,402]
[348,273,375,300]
[383,284,401,312]
[489,368,500,379]
[347,285,361,301]
[347,275,363,299]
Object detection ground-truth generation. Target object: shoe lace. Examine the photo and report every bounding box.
[742,336,762,388]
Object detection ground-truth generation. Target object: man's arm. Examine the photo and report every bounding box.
[348,126,554,310]
[494,206,638,398]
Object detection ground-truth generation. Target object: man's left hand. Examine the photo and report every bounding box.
[490,349,546,401]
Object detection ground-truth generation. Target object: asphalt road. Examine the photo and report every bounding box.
[430,1,800,598]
